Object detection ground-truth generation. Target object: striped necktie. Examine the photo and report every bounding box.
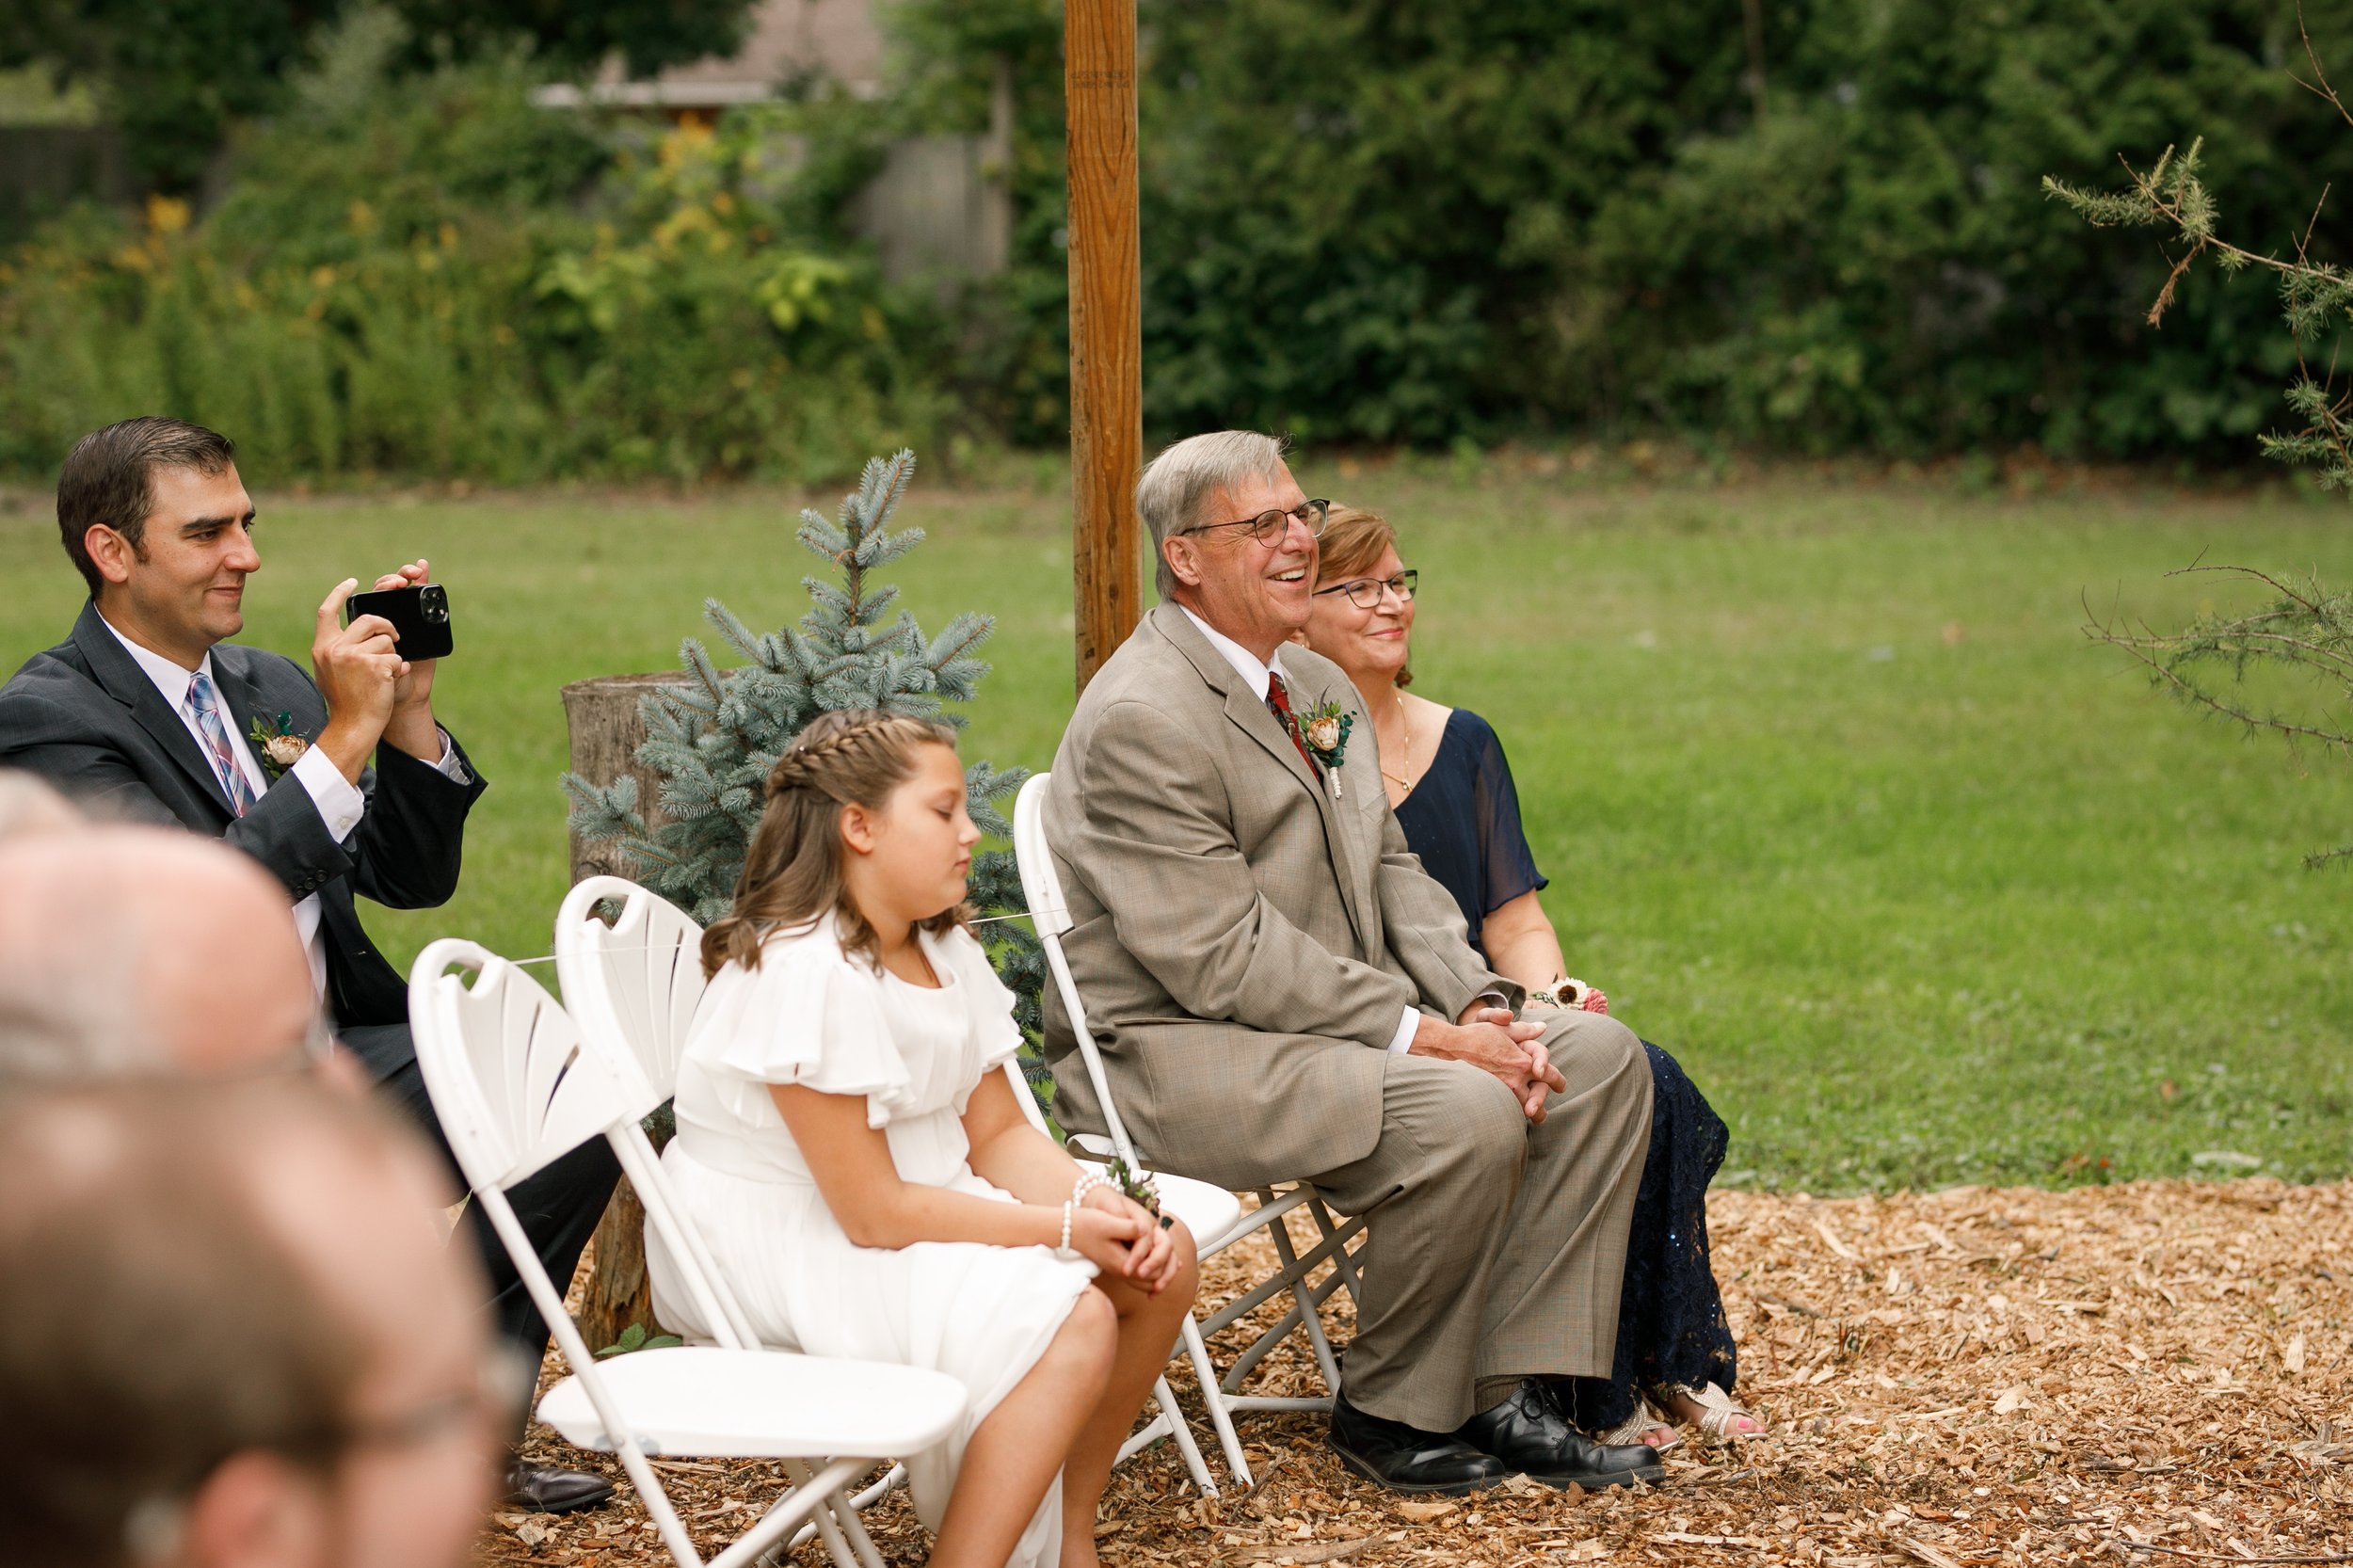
[185,669,259,816]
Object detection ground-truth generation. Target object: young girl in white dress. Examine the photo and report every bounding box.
[647,710,1199,1568]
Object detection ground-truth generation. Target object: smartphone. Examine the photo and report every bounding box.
[344,583,455,661]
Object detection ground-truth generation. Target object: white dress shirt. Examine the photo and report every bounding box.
[100,614,462,1000]
[1176,604,1426,1054]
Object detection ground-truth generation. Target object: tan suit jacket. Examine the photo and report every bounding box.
[1043,602,1510,1189]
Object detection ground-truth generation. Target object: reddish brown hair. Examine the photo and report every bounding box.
[1317,504,1413,688]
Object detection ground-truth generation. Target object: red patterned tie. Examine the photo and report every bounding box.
[1263,672,1320,776]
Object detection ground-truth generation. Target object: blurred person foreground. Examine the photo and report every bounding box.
[0,1074,502,1568]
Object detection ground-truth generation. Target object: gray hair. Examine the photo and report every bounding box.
[1135,430,1290,600]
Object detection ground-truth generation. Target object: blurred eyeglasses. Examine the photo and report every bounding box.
[123,1336,531,1562]
[1176,497,1330,547]
[1313,569,1417,611]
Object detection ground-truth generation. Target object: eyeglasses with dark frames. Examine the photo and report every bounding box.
[1175,497,1330,547]
[1313,569,1417,611]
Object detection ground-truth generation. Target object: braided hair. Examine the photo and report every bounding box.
[700,709,968,978]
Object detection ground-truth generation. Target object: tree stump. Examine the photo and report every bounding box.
[562,672,684,1353]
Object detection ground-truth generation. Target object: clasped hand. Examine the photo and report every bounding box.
[1412,1004,1568,1123]
[1065,1185,1182,1294]
[312,561,440,780]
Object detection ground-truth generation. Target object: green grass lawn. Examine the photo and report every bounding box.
[4,461,2347,1193]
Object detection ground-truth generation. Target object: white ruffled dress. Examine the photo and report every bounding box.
[648,919,1094,1568]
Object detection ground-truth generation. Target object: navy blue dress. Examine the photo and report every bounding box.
[1394,708,1737,1432]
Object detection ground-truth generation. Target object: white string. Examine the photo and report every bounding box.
[503,909,1035,968]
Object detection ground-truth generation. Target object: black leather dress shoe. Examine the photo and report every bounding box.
[504,1463,614,1513]
[1455,1379,1665,1489]
[1328,1391,1508,1495]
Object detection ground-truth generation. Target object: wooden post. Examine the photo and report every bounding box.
[560,673,680,1352]
[1066,0,1143,693]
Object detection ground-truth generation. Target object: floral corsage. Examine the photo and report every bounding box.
[1298,698,1353,799]
[1106,1156,1175,1229]
[1527,977,1609,1015]
[247,712,310,779]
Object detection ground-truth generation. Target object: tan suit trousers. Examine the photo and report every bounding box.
[1308,1007,1653,1432]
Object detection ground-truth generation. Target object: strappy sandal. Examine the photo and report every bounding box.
[1597,1395,1681,1452]
[1665,1382,1764,1440]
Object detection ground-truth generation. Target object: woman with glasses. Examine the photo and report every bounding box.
[1297,504,1760,1451]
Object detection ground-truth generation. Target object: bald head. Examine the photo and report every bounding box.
[0,826,315,1080]
[0,770,80,841]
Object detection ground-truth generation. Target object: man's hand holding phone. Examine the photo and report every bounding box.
[313,561,445,780]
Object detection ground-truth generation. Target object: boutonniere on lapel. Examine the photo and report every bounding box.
[247,712,310,780]
[1299,699,1353,800]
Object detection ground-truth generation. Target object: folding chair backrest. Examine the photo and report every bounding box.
[1012,772,1144,1167]
[552,878,761,1352]
[408,941,665,1412]
[408,937,657,1195]
[554,874,711,1101]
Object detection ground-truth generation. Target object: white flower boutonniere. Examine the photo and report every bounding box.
[1299,699,1353,799]
[248,712,311,780]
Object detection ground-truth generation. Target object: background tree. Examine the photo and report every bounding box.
[2048,18,2353,862]
[892,0,2353,458]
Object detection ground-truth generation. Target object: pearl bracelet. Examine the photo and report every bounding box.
[1057,1170,1115,1262]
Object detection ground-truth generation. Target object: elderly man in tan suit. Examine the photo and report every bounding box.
[1044,431,1662,1496]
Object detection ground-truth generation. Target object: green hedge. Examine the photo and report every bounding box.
[11,1,2351,475]
[0,24,940,484]
[903,0,2353,459]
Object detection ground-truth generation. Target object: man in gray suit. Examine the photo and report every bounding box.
[0,418,616,1515]
[1045,431,1662,1495]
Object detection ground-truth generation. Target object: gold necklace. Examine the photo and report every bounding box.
[1381,694,1416,795]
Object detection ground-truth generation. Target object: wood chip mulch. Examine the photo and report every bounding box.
[476,1177,2353,1567]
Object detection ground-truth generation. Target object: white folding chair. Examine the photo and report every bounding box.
[409,937,965,1568]
[555,875,1235,1496]
[1014,772,1369,1490]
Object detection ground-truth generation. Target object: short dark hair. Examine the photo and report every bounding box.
[55,418,238,597]
[0,1077,380,1568]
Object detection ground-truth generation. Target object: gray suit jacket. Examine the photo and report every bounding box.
[0,601,487,1069]
[1043,602,1513,1189]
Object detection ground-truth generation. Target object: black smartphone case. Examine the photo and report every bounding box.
[345,584,456,661]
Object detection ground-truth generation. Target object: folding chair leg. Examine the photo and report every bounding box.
[1223,1263,1351,1394]
[1266,1205,1345,1394]
[1183,1314,1255,1488]
[719,1458,871,1568]
[777,1463,904,1562]
[1149,1374,1218,1496]
[831,1490,887,1568]
[1309,1198,1366,1305]
[782,1460,859,1568]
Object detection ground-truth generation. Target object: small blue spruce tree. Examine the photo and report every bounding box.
[564,448,1048,1045]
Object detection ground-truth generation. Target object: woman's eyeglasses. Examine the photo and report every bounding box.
[1176,498,1331,547]
[1313,569,1417,611]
